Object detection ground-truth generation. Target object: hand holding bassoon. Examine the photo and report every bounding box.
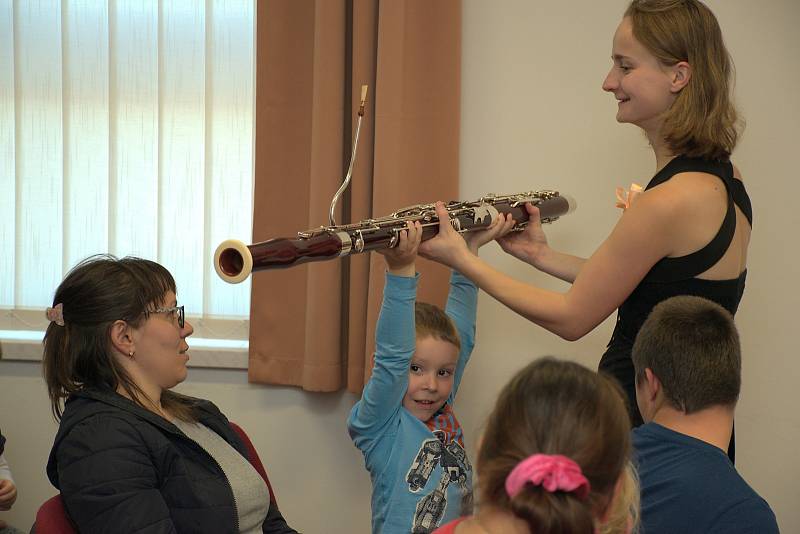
[494,202,553,265]
[379,221,423,278]
[418,201,513,269]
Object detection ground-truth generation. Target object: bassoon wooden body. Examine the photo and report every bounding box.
[214,190,575,283]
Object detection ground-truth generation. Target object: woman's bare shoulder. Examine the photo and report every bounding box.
[647,171,725,209]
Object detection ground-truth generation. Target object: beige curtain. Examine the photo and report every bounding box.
[249,0,461,393]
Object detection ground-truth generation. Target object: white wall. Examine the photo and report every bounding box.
[1,1,798,532]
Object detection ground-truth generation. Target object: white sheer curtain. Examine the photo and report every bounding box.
[0,0,254,354]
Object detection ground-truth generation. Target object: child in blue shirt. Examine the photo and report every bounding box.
[348,219,495,534]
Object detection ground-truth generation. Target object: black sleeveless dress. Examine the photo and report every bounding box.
[599,155,752,458]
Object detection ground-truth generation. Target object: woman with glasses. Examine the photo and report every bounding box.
[42,255,296,534]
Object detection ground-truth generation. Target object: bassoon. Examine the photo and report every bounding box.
[213,191,576,283]
[213,85,576,283]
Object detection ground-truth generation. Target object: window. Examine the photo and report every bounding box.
[0,1,255,368]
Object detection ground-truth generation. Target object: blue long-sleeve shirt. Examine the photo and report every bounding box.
[348,271,477,534]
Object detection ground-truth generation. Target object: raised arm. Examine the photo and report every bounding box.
[347,273,418,443]
[444,271,478,399]
[57,416,177,534]
[347,223,422,450]
[444,219,503,396]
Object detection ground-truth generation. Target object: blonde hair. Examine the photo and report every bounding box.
[599,462,641,534]
[625,0,741,160]
[415,301,460,350]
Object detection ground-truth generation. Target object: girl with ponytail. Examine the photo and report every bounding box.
[434,357,636,534]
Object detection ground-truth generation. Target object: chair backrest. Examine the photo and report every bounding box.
[34,421,276,532]
[228,420,277,505]
[33,493,76,534]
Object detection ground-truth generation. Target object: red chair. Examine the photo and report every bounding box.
[34,422,276,533]
[228,421,277,505]
[33,492,74,534]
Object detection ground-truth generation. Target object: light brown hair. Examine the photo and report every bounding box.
[43,255,196,421]
[477,357,631,533]
[625,0,741,160]
[415,301,461,350]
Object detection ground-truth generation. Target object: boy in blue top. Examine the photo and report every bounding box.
[348,220,495,534]
[631,296,779,534]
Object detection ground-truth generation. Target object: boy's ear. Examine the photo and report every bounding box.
[644,368,661,401]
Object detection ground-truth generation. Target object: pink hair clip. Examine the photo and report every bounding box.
[615,182,644,211]
[505,453,591,500]
[45,303,65,326]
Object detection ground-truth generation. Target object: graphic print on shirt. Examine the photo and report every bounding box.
[406,429,472,534]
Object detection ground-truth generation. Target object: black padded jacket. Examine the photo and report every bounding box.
[46,388,296,534]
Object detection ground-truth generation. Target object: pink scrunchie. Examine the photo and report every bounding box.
[505,454,591,500]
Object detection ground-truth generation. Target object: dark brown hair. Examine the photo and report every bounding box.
[415,301,460,350]
[632,295,741,413]
[42,255,195,421]
[477,357,631,533]
[625,0,741,160]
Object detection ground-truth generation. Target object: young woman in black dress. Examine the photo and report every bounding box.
[420,0,750,460]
